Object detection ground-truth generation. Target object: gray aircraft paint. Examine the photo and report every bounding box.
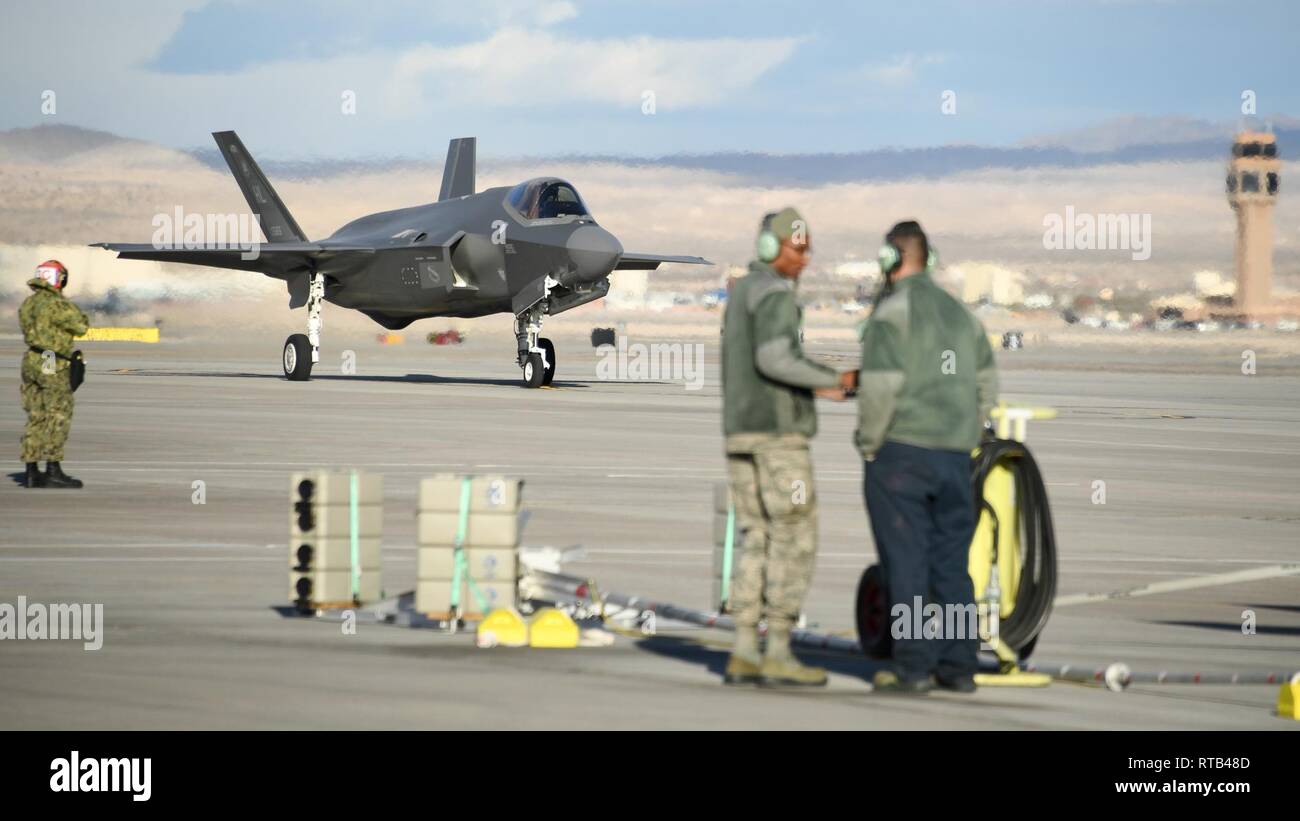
[92,132,707,382]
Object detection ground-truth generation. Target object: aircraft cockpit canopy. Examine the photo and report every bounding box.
[507,178,590,220]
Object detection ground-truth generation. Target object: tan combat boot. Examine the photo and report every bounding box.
[724,624,763,686]
[760,624,828,687]
[723,654,763,686]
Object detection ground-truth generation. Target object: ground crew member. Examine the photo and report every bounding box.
[856,221,997,694]
[19,260,88,489]
[721,208,856,687]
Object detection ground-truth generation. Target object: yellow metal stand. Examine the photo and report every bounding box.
[971,405,1057,688]
[1278,673,1300,720]
[974,636,1052,687]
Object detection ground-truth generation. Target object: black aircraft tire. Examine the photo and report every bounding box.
[539,338,556,386]
[854,564,893,659]
[522,352,546,388]
[283,334,313,381]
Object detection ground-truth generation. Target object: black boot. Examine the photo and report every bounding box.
[44,461,83,489]
[24,462,46,488]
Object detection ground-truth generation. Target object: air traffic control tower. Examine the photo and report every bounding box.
[1226,130,1280,317]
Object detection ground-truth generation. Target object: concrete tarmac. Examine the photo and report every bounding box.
[1,328,1297,729]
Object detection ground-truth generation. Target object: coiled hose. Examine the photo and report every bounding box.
[969,436,1058,656]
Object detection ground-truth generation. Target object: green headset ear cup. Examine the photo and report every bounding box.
[756,212,782,263]
[877,243,900,275]
[926,247,937,272]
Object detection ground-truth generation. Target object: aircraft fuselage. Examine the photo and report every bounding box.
[317,185,621,329]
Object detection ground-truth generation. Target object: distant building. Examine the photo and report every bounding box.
[1192,270,1235,298]
[606,269,649,307]
[833,260,879,279]
[953,262,1025,306]
[1226,130,1280,317]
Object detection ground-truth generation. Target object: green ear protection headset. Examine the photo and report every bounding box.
[756,212,781,263]
[877,242,937,276]
[873,240,937,308]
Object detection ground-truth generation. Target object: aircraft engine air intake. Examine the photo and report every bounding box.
[449,233,504,289]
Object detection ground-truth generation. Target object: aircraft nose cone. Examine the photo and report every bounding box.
[567,225,622,282]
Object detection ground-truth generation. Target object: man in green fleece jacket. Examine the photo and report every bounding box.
[721,207,857,687]
[856,220,998,694]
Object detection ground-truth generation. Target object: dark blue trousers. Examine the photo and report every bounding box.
[864,440,979,682]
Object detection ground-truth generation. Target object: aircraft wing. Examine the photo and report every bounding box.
[91,242,378,308]
[89,242,374,277]
[615,252,712,271]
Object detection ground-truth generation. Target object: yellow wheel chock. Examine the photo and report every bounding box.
[476,608,529,648]
[528,607,580,648]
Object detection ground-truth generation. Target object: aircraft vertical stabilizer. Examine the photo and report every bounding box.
[211,131,308,243]
[438,137,476,200]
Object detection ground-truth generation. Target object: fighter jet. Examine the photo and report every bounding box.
[92,133,709,387]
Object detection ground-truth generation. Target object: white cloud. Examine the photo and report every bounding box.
[531,1,579,26]
[856,53,946,86]
[389,28,803,111]
[1,2,800,154]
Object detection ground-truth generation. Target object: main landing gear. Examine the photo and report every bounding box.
[283,272,323,381]
[515,303,555,389]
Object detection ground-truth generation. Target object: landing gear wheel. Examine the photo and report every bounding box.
[522,352,546,388]
[854,563,892,659]
[538,337,556,386]
[283,334,313,381]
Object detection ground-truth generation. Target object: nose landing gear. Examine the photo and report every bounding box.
[515,303,556,388]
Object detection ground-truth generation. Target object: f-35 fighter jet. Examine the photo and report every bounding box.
[93,133,709,387]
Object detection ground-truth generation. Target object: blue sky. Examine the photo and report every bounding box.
[2,0,1297,159]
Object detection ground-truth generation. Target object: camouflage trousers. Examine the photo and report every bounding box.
[20,354,75,462]
[725,435,818,630]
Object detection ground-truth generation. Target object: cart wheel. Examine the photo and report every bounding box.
[1017,632,1039,662]
[855,564,892,659]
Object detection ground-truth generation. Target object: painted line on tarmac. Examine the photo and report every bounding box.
[0,556,280,563]
[572,549,1284,566]
[1054,568,1222,577]
[1040,436,1300,458]
[573,559,1204,575]
[1059,556,1287,565]
[0,542,260,550]
[49,460,878,478]
[1055,562,1300,607]
[62,460,730,470]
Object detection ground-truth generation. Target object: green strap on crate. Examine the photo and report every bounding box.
[349,471,361,600]
[449,476,491,615]
[719,502,735,606]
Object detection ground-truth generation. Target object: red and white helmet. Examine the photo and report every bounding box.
[35,259,68,289]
